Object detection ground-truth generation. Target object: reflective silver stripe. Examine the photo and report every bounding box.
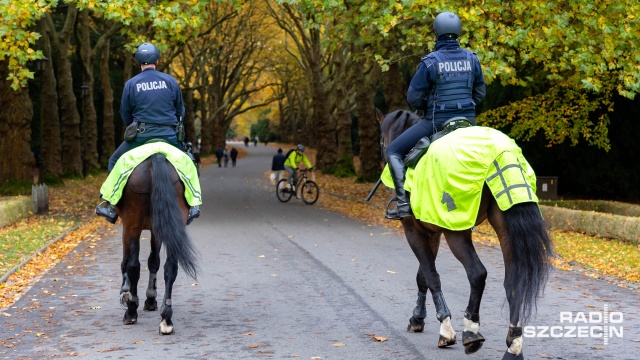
[487,160,533,204]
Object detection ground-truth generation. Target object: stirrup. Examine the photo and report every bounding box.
[385,197,412,220]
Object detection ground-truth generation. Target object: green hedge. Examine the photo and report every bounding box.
[0,196,32,228]
[540,200,640,217]
[540,205,640,245]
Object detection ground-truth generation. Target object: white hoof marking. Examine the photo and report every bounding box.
[440,317,456,341]
[464,318,480,334]
[507,336,523,354]
[159,319,174,335]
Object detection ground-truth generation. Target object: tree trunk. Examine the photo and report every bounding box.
[46,6,82,176]
[0,62,34,183]
[77,9,99,173]
[309,30,335,171]
[383,61,407,112]
[38,18,63,181]
[100,40,115,166]
[198,87,212,154]
[333,48,355,177]
[356,59,382,182]
[184,88,197,144]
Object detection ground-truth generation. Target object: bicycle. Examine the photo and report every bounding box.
[276,168,319,205]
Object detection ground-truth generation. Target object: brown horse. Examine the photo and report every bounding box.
[116,153,198,335]
[377,109,555,360]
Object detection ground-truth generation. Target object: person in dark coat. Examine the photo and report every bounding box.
[215,147,224,167]
[271,148,286,185]
[230,147,238,167]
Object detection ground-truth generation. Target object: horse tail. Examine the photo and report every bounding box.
[151,153,199,280]
[504,202,555,324]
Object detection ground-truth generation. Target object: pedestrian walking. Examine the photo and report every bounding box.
[216,147,223,167]
[223,146,230,167]
[271,148,286,185]
[230,147,238,167]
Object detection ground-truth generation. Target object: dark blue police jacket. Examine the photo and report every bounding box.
[120,68,184,138]
[407,39,486,127]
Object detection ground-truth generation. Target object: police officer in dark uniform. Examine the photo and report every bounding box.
[385,12,486,220]
[96,42,200,225]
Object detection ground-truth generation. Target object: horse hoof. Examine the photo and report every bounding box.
[407,317,425,333]
[120,292,130,309]
[438,335,456,348]
[463,331,485,354]
[502,351,524,360]
[144,300,158,311]
[123,316,137,325]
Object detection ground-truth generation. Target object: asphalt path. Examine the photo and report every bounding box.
[1,143,639,360]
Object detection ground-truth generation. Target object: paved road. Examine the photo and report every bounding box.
[1,143,639,360]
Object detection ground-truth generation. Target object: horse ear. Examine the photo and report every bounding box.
[375,108,385,124]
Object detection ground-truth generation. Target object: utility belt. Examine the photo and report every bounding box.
[124,121,184,142]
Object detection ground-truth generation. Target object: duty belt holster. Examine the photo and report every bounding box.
[124,121,138,142]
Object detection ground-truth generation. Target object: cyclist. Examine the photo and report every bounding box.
[284,144,313,192]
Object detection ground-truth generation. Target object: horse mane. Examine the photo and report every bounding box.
[380,110,422,143]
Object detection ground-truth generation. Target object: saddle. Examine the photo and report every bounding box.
[404,117,473,168]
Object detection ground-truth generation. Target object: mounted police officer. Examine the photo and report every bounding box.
[96,42,200,225]
[385,11,486,220]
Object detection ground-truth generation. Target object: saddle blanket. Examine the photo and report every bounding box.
[100,142,202,206]
[382,126,538,230]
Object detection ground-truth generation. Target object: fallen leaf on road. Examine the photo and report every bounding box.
[372,336,387,342]
[332,342,346,347]
[247,344,261,349]
[387,270,396,274]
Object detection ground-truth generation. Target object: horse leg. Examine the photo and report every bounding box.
[443,229,488,354]
[144,232,161,311]
[407,265,428,332]
[159,255,179,335]
[405,226,456,347]
[488,205,524,360]
[407,231,441,333]
[120,232,141,325]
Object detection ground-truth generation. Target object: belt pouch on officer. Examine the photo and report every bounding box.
[124,121,138,142]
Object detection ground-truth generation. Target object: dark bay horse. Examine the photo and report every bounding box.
[377,109,555,360]
[116,153,198,335]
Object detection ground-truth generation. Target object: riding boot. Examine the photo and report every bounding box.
[95,201,118,224]
[385,155,412,220]
[187,205,200,225]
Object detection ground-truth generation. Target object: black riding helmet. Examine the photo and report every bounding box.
[135,43,160,65]
[433,12,461,40]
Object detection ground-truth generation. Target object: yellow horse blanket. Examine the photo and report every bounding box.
[100,142,202,206]
[382,126,538,230]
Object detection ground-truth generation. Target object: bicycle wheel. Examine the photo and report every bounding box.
[276,179,293,203]
[301,180,319,205]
